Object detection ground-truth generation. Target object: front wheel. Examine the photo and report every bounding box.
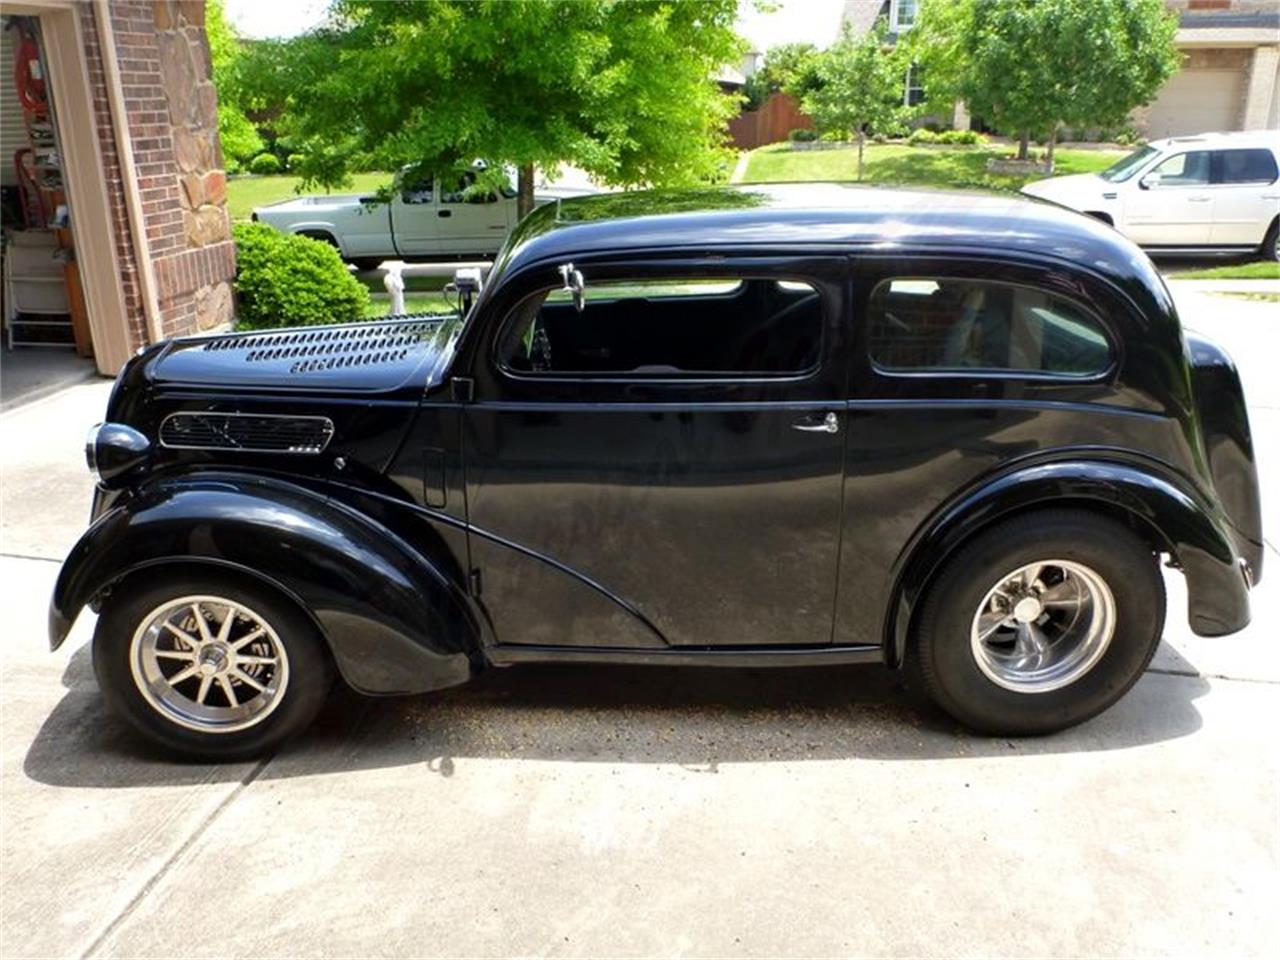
[909,511,1165,736]
[93,573,333,760]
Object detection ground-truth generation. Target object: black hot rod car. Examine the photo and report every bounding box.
[54,185,1261,758]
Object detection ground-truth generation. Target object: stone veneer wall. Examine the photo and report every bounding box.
[77,0,235,348]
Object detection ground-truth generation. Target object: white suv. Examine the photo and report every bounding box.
[1021,132,1280,261]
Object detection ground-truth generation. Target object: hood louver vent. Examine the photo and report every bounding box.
[200,318,445,376]
[159,413,335,454]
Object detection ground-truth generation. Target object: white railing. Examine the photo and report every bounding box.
[381,261,492,315]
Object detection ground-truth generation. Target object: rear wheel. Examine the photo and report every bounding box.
[93,573,333,760]
[909,511,1164,735]
[1262,218,1279,263]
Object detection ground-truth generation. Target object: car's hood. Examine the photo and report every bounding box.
[1020,173,1107,207]
[147,315,463,394]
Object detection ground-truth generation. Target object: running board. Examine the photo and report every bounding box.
[487,644,885,668]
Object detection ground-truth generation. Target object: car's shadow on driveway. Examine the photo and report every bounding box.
[24,641,1209,789]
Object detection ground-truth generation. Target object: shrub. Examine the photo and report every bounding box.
[938,129,985,145]
[788,127,819,142]
[248,152,283,175]
[908,127,940,145]
[232,222,371,330]
[286,153,306,172]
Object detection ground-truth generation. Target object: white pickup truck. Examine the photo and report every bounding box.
[251,170,577,269]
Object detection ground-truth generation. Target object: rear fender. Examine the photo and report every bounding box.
[49,472,479,694]
[887,458,1250,665]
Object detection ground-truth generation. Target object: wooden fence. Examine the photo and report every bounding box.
[727,92,813,151]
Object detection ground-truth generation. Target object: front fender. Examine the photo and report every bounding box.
[49,472,478,695]
[887,458,1251,665]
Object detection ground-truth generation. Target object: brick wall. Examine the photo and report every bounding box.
[77,0,235,350]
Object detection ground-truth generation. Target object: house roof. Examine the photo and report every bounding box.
[841,0,890,35]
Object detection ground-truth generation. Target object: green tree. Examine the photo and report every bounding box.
[801,20,906,180]
[743,41,820,108]
[909,0,1178,164]
[206,0,264,171]
[270,0,744,217]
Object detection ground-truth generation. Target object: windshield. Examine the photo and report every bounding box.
[1099,145,1158,183]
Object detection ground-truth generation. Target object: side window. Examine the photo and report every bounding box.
[499,277,822,377]
[400,178,433,205]
[1148,151,1210,186]
[441,171,498,204]
[867,278,1111,377]
[1217,148,1279,185]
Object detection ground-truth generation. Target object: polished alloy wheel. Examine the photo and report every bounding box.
[969,560,1116,693]
[129,594,290,733]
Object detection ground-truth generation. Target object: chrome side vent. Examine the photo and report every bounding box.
[159,413,335,454]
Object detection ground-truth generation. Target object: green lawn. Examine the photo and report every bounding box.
[1166,261,1280,280]
[740,143,1125,194]
[365,292,456,317]
[226,172,392,222]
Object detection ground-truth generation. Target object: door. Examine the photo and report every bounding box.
[1145,69,1242,140]
[1210,148,1280,247]
[388,174,440,257]
[1123,149,1214,246]
[434,171,515,257]
[460,258,850,649]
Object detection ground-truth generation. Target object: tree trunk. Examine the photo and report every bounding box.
[1046,125,1058,173]
[517,162,536,220]
[1017,130,1029,161]
[856,129,865,182]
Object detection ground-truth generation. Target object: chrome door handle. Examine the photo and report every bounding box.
[792,411,839,434]
[1188,196,1211,202]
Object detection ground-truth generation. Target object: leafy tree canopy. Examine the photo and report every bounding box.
[908,0,1178,155]
[206,0,264,170]
[269,0,744,213]
[801,19,907,179]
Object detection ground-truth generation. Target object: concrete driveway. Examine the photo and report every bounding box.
[2,284,1277,958]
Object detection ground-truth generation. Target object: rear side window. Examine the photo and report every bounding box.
[1216,148,1279,185]
[499,277,822,376]
[868,278,1112,377]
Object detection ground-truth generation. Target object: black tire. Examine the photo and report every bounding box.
[348,257,384,272]
[93,572,334,760]
[909,510,1165,736]
[1084,211,1113,227]
[1261,218,1279,263]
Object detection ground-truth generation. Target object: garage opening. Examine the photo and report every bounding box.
[1,14,97,407]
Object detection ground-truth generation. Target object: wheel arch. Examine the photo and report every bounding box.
[50,473,480,695]
[884,458,1250,666]
[1084,211,1114,227]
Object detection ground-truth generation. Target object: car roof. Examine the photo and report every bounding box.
[1150,130,1280,151]
[494,183,1160,294]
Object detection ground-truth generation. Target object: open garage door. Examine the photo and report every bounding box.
[1146,68,1244,139]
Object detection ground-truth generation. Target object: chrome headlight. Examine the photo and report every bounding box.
[86,422,151,487]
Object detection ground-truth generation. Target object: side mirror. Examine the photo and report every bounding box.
[558,262,585,313]
[1138,172,1160,190]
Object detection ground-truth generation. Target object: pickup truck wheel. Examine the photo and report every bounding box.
[93,573,333,760]
[349,257,384,272]
[909,511,1164,736]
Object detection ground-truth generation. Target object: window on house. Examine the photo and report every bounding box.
[499,277,823,376]
[904,64,925,107]
[1215,149,1279,185]
[867,278,1112,377]
[892,0,919,30]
